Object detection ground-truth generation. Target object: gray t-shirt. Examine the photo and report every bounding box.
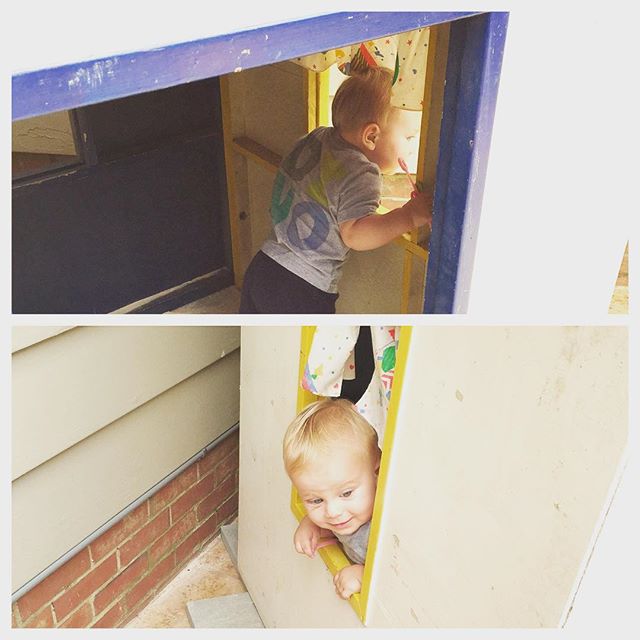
[261,127,381,293]
[334,521,370,565]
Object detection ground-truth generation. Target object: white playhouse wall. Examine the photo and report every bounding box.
[238,326,627,628]
[367,325,628,627]
[238,326,361,627]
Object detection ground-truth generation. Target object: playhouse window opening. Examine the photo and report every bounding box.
[338,326,375,405]
[293,326,404,617]
[327,55,424,211]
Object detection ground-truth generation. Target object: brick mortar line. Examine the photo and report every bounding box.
[19,467,237,627]
[18,550,115,627]
[104,510,223,628]
[54,594,96,628]
[13,426,239,609]
[15,440,240,628]
[118,514,223,628]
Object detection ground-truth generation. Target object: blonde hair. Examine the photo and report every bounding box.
[283,398,381,478]
[331,67,394,134]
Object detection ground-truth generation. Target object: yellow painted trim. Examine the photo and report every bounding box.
[219,74,244,288]
[376,203,428,261]
[232,137,282,174]
[360,326,412,623]
[291,325,364,619]
[395,236,428,261]
[316,69,331,127]
[401,250,413,313]
[296,325,318,412]
[305,70,317,133]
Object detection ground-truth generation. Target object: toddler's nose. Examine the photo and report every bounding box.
[324,500,342,520]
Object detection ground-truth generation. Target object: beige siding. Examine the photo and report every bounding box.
[13,326,239,480]
[12,326,240,592]
[367,326,627,627]
[238,326,361,628]
[11,326,73,352]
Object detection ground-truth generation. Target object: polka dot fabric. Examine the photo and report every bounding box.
[301,326,400,445]
[294,28,430,111]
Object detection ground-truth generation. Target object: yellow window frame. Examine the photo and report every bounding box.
[290,325,413,622]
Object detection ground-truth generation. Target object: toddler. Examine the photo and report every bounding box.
[240,66,432,313]
[282,398,381,599]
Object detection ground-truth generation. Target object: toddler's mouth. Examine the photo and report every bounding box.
[330,518,353,530]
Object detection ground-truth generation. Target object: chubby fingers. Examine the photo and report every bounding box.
[333,572,353,600]
[294,537,316,558]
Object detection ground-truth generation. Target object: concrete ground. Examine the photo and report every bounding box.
[125,533,246,628]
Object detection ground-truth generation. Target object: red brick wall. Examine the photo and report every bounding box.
[12,431,239,629]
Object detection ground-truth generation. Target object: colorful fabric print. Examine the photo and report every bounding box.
[300,326,400,445]
[293,29,429,111]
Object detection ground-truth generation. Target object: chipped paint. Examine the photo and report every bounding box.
[67,58,118,91]
[240,49,251,56]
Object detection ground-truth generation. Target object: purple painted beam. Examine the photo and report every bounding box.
[12,11,479,120]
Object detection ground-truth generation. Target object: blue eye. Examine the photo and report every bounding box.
[307,498,322,505]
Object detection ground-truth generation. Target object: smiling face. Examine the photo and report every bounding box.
[291,443,379,536]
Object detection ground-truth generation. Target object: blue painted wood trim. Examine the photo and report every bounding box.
[13,11,479,121]
[423,12,508,314]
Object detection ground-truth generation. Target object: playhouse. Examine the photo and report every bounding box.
[238,325,627,627]
[11,11,507,314]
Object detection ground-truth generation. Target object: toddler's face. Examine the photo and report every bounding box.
[371,107,419,175]
[292,444,378,537]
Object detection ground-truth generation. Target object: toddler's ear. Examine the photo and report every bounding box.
[361,123,380,150]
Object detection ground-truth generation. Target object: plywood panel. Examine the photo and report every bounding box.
[12,326,240,479]
[337,243,405,313]
[12,350,240,591]
[366,326,627,627]
[238,327,361,628]
[240,61,307,158]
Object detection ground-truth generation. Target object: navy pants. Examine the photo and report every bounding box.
[239,251,338,314]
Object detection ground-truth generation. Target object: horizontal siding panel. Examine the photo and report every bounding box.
[12,350,240,592]
[12,327,74,353]
[12,326,240,480]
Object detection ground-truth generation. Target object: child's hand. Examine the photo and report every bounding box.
[293,516,323,558]
[333,564,364,600]
[402,188,433,230]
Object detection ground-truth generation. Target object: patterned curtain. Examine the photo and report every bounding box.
[292,28,430,110]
